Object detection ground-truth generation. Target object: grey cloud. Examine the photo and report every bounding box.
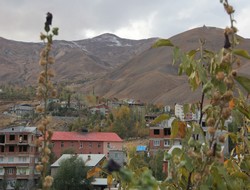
[0,0,249,42]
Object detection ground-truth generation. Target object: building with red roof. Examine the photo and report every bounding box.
[51,131,123,158]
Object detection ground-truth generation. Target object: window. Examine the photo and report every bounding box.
[80,142,83,148]
[115,153,119,158]
[61,141,64,148]
[0,157,4,162]
[71,141,74,147]
[0,135,5,143]
[203,132,206,137]
[202,121,206,127]
[18,168,27,175]
[1,146,4,152]
[19,157,27,163]
[8,157,14,163]
[98,143,101,148]
[6,168,14,174]
[35,158,39,164]
[0,168,3,174]
[154,129,160,135]
[19,145,28,152]
[164,128,171,136]
[107,143,110,148]
[174,140,181,145]
[164,140,170,147]
[89,142,92,148]
[9,146,14,152]
[23,135,28,141]
[9,135,15,141]
[153,140,160,146]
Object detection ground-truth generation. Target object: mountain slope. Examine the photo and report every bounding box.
[1,27,249,105]
[0,35,156,85]
[82,26,250,105]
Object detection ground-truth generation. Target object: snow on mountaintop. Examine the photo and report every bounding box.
[92,33,132,47]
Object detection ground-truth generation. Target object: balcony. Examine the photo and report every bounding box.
[4,140,18,145]
[16,172,29,179]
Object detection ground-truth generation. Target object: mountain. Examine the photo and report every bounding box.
[75,33,158,66]
[1,26,249,105]
[0,34,157,85]
[80,26,250,105]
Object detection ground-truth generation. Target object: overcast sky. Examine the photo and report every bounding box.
[0,0,249,42]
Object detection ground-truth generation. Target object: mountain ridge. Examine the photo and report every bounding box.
[0,26,249,105]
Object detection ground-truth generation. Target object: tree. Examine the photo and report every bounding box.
[149,150,166,181]
[107,1,250,189]
[0,175,7,190]
[53,155,93,190]
[111,105,146,139]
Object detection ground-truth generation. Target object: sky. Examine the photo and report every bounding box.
[0,0,249,42]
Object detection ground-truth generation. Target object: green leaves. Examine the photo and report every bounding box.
[152,39,173,48]
[152,114,170,125]
[234,75,250,93]
[171,119,179,138]
[233,49,250,59]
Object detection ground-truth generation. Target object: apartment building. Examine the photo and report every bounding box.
[51,131,123,158]
[0,126,40,190]
[149,117,182,155]
[174,103,200,121]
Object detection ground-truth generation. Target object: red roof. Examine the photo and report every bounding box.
[51,131,123,142]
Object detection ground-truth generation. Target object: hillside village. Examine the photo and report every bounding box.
[0,5,250,189]
[0,95,237,189]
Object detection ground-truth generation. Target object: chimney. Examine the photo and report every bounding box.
[81,128,88,133]
[87,155,91,161]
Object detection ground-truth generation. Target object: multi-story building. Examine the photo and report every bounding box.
[149,117,182,155]
[51,131,123,158]
[174,103,200,121]
[0,126,40,190]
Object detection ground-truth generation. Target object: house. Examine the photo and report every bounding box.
[51,131,123,158]
[89,104,109,116]
[91,178,109,190]
[149,117,182,155]
[10,104,34,118]
[50,154,106,177]
[108,150,126,167]
[0,126,40,190]
[107,99,145,114]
